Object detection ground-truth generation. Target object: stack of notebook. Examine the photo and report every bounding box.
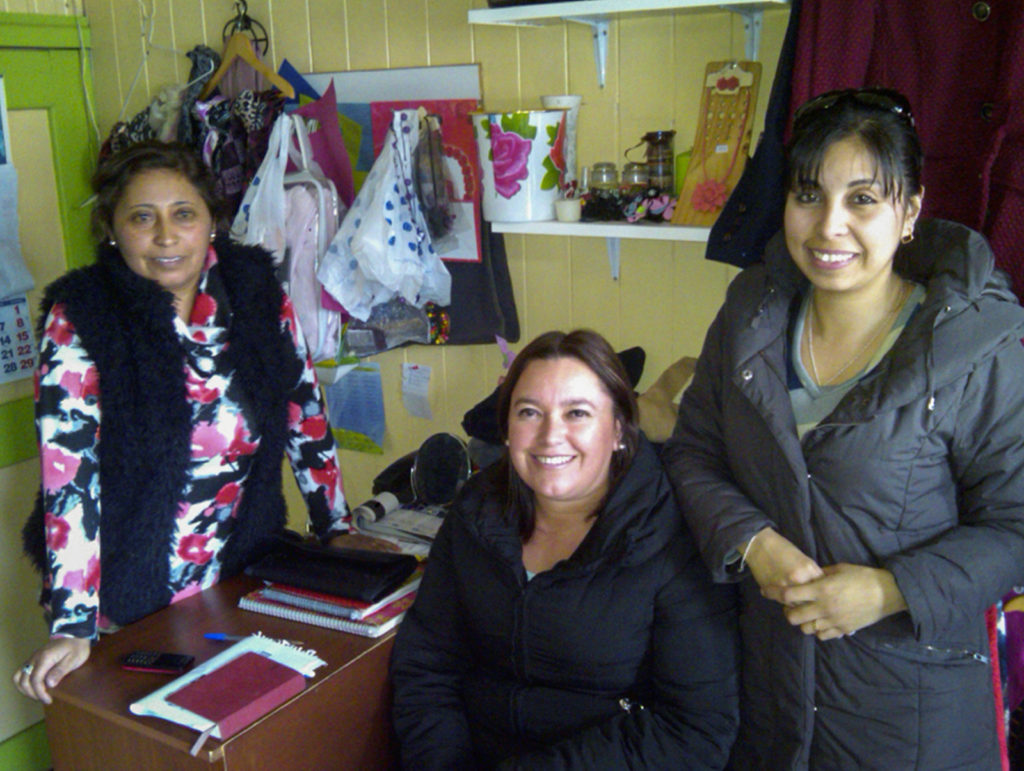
[240,562,424,638]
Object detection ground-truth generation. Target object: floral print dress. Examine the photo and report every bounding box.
[37,250,348,640]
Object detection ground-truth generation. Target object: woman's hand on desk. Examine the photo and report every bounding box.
[13,637,91,704]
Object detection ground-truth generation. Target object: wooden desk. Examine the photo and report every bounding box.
[43,576,397,770]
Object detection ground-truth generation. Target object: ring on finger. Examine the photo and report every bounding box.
[21,663,34,676]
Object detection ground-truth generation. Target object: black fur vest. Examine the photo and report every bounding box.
[22,235,301,627]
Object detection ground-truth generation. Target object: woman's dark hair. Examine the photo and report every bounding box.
[90,140,226,241]
[495,329,640,540]
[786,87,923,205]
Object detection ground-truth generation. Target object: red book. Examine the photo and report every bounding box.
[165,652,305,740]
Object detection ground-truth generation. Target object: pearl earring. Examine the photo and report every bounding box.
[108,238,117,247]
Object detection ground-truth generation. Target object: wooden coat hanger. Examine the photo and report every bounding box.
[199,32,296,100]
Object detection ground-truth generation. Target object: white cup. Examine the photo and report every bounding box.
[554,198,582,223]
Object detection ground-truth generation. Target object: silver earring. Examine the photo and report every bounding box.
[108,238,117,247]
[616,442,626,451]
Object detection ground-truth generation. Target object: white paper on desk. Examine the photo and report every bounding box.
[355,507,443,544]
[401,362,432,419]
[129,634,326,739]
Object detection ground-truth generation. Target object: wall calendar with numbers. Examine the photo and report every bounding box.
[0,294,36,384]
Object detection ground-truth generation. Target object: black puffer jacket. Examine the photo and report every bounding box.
[390,438,739,770]
[664,220,1024,769]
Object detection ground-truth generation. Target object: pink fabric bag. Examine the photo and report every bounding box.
[291,81,355,208]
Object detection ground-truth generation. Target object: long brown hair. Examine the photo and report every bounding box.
[495,329,639,540]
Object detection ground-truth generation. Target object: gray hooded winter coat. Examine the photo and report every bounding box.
[664,219,1024,770]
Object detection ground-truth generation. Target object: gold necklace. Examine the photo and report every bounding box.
[806,280,910,387]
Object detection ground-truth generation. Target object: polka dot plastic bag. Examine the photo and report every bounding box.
[317,109,451,323]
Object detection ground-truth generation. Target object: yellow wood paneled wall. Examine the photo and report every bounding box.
[80,0,787,508]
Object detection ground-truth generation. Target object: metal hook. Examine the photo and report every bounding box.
[221,0,269,55]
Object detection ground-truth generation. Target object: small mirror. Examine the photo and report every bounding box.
[411,433,471,505]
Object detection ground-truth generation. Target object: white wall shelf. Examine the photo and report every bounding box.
[468,1,789,84]
[490,220,709,241]
[491,220,710,279]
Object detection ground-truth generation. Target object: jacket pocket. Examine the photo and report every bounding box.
[866,633,988,665]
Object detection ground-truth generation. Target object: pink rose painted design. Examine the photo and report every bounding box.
[549,116,566,175]
[490,125,532,199]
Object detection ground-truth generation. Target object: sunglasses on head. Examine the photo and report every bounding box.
[794,88,915,128]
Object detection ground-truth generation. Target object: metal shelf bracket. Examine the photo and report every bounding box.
[565,16,610,88]
[606,236,621,280]
[723,6,764,60]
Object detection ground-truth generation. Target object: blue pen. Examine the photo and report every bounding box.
[205,632,304,645]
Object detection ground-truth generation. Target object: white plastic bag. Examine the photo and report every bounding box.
[230,113,291,264]
[283,115,344,362]
[318,109,450,322]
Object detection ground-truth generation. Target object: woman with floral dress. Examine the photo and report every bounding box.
[14,140,350,703]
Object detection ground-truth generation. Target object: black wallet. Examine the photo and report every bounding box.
[245,535,418,603]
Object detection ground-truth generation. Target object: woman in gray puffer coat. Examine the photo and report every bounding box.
[664,87,1024,770]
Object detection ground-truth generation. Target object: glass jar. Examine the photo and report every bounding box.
[621,162,648,194]
[590,162,619,192]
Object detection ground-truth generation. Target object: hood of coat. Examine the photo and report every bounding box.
[752,218,1024,411]
[456,437,681,575]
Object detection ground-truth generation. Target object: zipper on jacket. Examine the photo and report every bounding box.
[881,641,989,664]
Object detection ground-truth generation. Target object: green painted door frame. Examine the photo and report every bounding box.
[0,12,95,470]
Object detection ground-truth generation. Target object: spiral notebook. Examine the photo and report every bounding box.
[239,587,415,638]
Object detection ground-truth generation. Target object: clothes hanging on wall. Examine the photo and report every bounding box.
[102,46,285,221]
